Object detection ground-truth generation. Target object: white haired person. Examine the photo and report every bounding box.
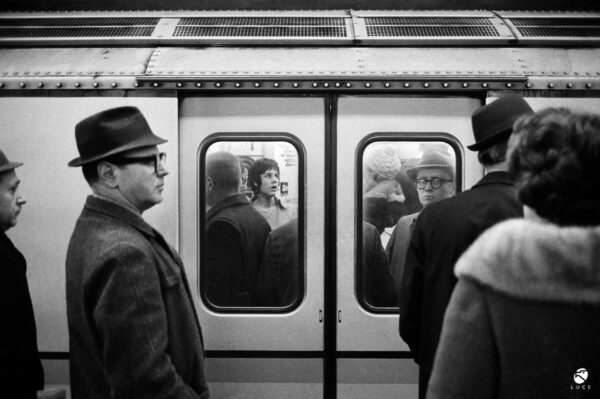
[428,108,600,399]
[363,145,405,234]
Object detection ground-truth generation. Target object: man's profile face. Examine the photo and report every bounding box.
[415,167,454,207]
[0,170,26,232]
[112,147,168,213]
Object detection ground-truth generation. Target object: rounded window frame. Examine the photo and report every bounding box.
[198,132,306,314]
[356,132,464,314]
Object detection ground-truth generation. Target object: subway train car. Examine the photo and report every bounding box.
[1,7,600,399]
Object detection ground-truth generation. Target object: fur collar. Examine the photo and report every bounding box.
[455,218,600,304]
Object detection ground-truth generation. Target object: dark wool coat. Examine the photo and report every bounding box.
[386,211,420,298]
[399,171,523,399]
[361,222,397,307]
[428,219,600,399]
[66,196,209,399]
[256,219,299,307]
[0,230,44,398]
[205,194,271,307]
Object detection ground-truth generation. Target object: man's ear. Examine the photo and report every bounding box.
[98,161,119,188]
[207,176,214,191]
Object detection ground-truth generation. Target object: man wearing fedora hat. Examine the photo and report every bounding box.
[0,150,44,399]
[65,106,209,399]
[386,147,455,298]
[399,95,532,399]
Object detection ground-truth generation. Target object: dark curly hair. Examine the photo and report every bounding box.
[509,108,600,226]
[248,157,280,199]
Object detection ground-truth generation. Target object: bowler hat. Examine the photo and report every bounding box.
[68,106,167,167]
[468,95,533,151]
[0,149,23,173]
[407,148,454,180]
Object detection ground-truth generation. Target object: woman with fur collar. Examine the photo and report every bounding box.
[427,108,600,399]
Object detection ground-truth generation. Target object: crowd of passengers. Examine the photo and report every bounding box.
[1,95,599,399]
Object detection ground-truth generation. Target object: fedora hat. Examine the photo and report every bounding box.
[0,149,23,173]
[68,106,167,167]
[407,148,454,180]
[468,95,533,151]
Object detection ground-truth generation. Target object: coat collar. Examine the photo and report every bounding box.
[456,219,600,304]
[207,194,249,220]
[472,171,514,189]
[84,195,155,237]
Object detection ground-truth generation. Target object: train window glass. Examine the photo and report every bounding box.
[201,139,303,312]
[360,140,458,311]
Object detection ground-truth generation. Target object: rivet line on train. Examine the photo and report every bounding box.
[0,81,596,90]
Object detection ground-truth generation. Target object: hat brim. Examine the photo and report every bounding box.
[0,161,23,173]
[68,135,167,167]
[407,164,454,180]
[467,127,511,151]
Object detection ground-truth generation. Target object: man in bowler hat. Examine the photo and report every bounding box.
[66,106,209,398]
[399,95,532,399]
[0,150,44,398]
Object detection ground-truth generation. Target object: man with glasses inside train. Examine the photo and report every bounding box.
[398,95,532,399]
[386,147,455,298]
[65,106,209,399]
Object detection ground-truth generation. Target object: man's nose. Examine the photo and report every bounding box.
[157,166,169,177]
[17,193,26,206]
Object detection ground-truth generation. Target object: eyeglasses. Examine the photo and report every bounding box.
[110,152,167,173]
[415,177,452,189]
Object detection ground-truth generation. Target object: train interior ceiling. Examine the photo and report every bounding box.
[2,6,600,399]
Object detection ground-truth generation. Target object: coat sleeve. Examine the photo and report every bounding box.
[91,244,202,399]
[426,278,498,399]
[398,220,424,361]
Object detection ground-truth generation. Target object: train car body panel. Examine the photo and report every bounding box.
[179,96,325,351]
[2,8,600,399]
[336,95,480,352]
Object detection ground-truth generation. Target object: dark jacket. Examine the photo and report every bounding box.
[362,222,397,308]
[386,211,420,299]
[429,219,600,399]
[205,194,271,307]
[66,196,209,399]
[0,230,44,398]
[256,219,299,307]
[399,171,522,399]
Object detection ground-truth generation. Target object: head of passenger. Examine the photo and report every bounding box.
[206,151,241,208]
[363,145,404,203]
[68,106,168,214]
[0,150,26,232]
[509,108,600,227]
[470,95,534,171]
[249,158,280,201]
[407,148,455,208]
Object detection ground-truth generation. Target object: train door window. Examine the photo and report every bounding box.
[200,138,304,312]
[359,139,459,311]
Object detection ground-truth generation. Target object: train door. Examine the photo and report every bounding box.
[178,96,326,398]
[335,95,482,398]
